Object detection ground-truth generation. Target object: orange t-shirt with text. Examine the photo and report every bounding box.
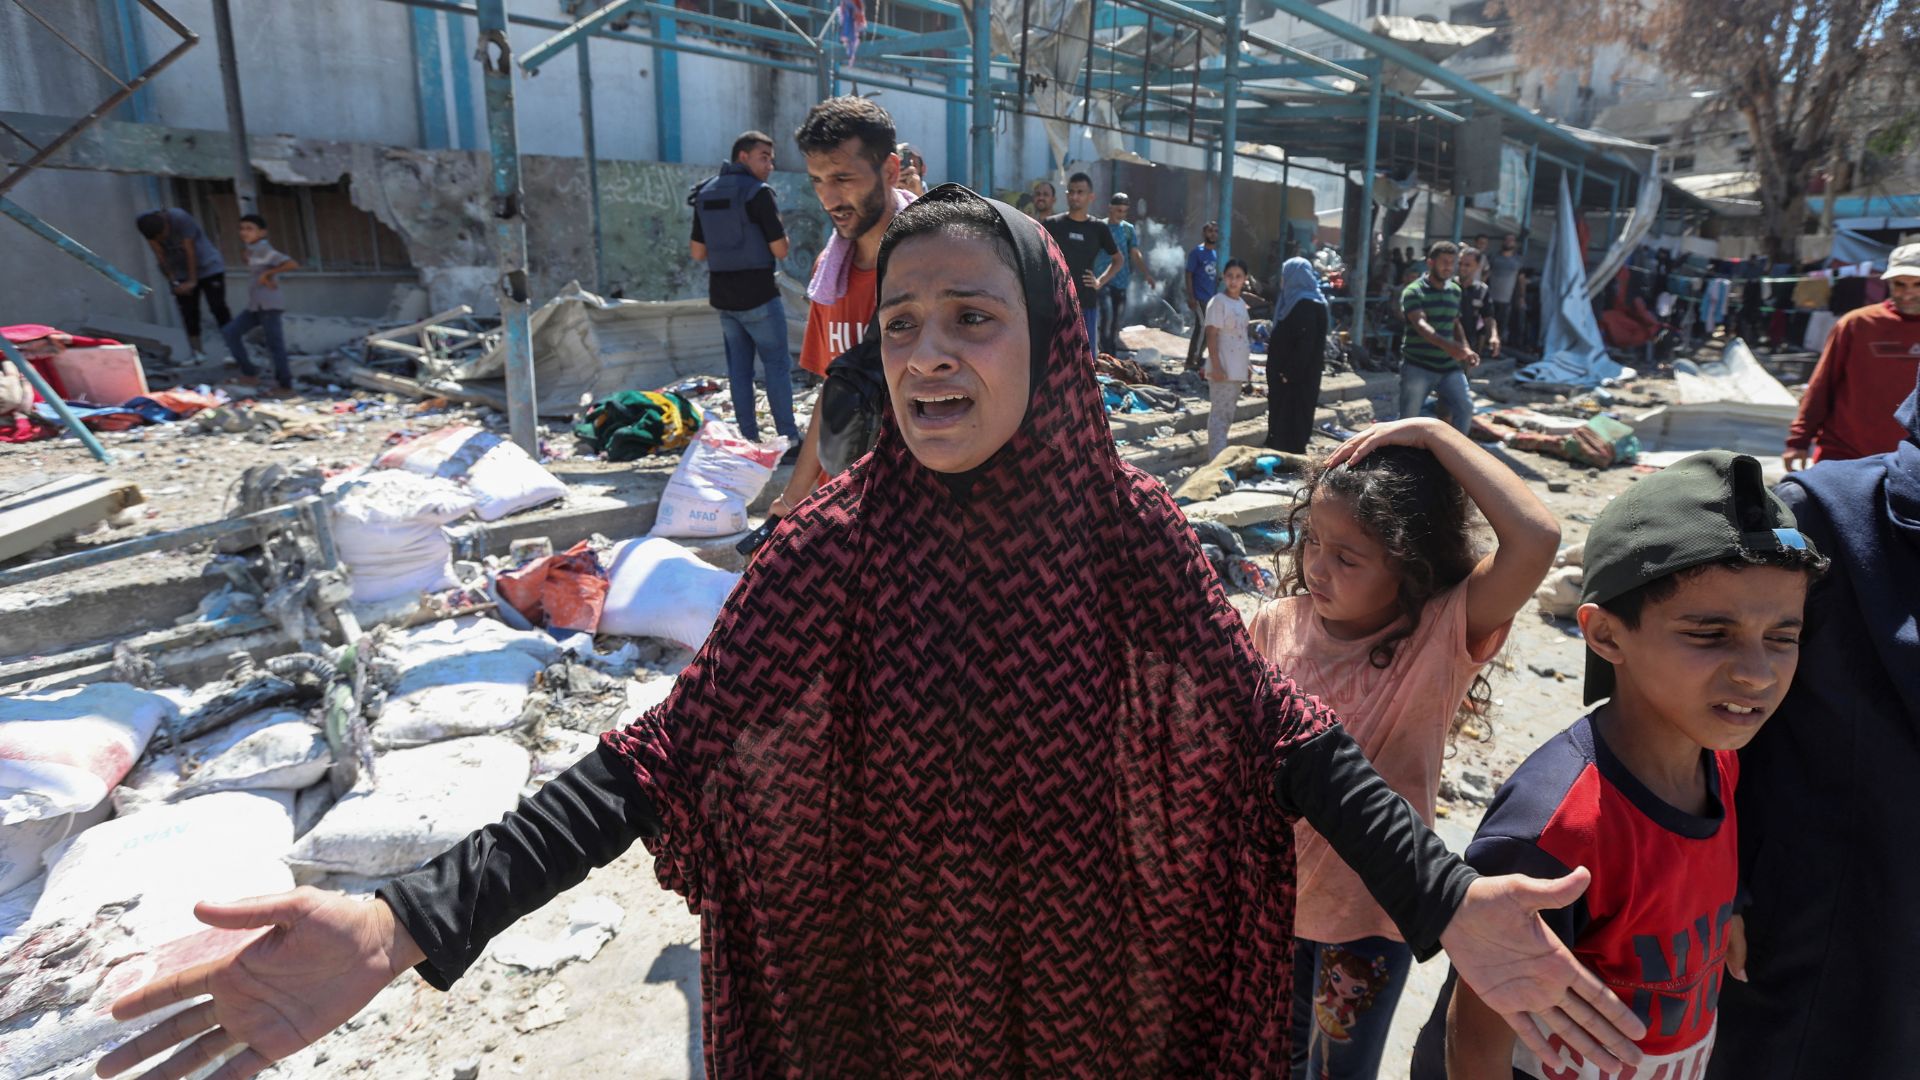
[800,263,877,376]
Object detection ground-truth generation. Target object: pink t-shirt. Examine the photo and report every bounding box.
[1247,583,1509,944]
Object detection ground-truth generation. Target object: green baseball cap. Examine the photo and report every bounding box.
[1579,451,1816,705]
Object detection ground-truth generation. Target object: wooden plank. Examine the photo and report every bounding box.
[0,474,144,563]
[341,363,501,408]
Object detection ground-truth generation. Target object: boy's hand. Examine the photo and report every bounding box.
[1440,868,1647,1074]
[1727,913,1748,982]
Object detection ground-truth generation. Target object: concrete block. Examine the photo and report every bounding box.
[1332,398,1376,427]
[1182,490,1293,527]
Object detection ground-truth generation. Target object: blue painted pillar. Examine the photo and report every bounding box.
[101,0,154,122]
[655,14,682,162]
[475,0,539,455]
[970,0,993,193]
[1217,0,1243,264]
[1451,189,1465,244]
[1519,141,1538,256]
[946,74,968,187]
[446,12,477,149]
[410,7,450,149]
[1352,75,1381,346]
[579,39,604,293]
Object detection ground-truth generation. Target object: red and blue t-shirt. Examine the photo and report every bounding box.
[1411,714,1739,1080]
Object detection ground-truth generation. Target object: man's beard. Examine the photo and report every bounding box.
[835,177,889,241]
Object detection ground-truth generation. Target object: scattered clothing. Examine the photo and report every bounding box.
[1785,299,1920,461]
[573,390,703,461]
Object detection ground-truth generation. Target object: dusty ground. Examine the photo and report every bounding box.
[10,336,1807,1079]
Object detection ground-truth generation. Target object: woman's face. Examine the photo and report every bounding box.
[878,233,1031,474]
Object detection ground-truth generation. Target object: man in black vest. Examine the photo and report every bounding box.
[690,131,800,450]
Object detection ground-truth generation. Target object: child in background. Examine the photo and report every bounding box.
[221,213,299,394]
[1409,451,1826,1080]
[1249,416,1560,1080]
[1203,258,1252,460]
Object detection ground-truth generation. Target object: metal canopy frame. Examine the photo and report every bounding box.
[375,0,1660,445]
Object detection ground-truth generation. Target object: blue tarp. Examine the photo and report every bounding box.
[1517,175,1632,388]
[1830,227,1895,268]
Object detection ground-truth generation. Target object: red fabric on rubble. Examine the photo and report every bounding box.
[0,416,55,442]
[601,189,1338,1074]
[1,324,121,347]
[495,540,609,633]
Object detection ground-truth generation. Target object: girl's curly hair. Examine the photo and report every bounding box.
[1277,444,1495,743]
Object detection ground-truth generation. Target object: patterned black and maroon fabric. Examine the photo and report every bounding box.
[603,187,1340,1075]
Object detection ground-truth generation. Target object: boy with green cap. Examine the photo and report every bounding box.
[1409,451,1828,1080]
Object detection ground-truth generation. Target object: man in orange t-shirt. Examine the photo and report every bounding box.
[769,97,907,518]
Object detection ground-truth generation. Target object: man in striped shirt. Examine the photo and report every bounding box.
[1398,240,1479,434]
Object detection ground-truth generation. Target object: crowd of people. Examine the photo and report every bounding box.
[98,95,1920,1080]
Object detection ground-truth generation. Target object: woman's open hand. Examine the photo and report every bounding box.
[98,888,424,1080]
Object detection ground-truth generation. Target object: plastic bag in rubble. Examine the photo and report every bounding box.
[0,684,175,895]
[371,617,562,749]
[35,790,294,950]
[599,537,742,648]
[326,469,478,602]
[649,419,787,538]
[375,423,567,521]
[284,736,529,878]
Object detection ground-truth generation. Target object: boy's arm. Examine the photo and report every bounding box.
[1447,977,1519,1080]
[265,253,299,281]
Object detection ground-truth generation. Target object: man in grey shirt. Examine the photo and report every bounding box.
[1487,234,1523,350]
[137,207,231,361]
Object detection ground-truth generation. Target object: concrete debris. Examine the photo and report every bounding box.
[513,981,571,1033]
[0,475,145,563]
[486,895,624,973]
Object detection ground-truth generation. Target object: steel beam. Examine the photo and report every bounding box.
[578,38,604,292]
[970,0,993,193]
[0,195,150,298]
[655,13,681,162]
[1352,74,1381,350]
[475,0,539,456]
[0,337,111,463]
[447,10,477,147]
[209,0,258,214]
[1216,0,1242,264]
[410,6,451,148]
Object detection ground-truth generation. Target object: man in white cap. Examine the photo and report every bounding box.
[1785,242,1920,470]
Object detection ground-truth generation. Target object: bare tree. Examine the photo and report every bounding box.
[1493,0,1920,257]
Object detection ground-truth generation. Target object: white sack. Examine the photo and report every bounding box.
[327,470,477,602]
[649,420,785,538]
[372,617,562,749]
[0,683,175,826]
[599,537,741,648]
[376,424,566,521]
[34,790,295,949]
[285,736,528,878]
[113,708,313,814]
[0,801,110,897]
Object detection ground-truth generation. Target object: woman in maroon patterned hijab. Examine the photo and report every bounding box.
[107,187,1644,1080]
